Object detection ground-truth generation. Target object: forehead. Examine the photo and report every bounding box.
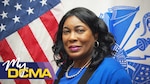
[65,16,82,23]
[63,16,87,28]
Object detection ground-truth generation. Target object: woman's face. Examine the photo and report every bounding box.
[62,16,96,60]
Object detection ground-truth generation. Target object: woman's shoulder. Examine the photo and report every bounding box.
[91,57,132,84]
[97,57,124,71]
[89,57,132,84]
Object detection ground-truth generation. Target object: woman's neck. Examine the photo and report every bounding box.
[73,57,91,68]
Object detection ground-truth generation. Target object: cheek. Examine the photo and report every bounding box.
[62,35,67,44]
[84,39,95,47]
[62,35,69,50]
[80,35,95,46]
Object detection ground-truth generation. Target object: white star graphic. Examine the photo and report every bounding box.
[0,11,8,19]
[30,0,35,2]
[14,3,22,11]
[2,0,10,6]
[26,7,34,15]
[0,24,6,32]
[40,0,47,6]
[12,15,20,23]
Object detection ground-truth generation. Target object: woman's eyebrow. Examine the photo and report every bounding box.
[74,25,83,29]
[63,25,83,29]
[63,26,69,29]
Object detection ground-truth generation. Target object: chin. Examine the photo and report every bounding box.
[69,55,80,59]
[69,55,84,60]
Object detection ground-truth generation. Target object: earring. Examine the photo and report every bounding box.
[94,41,99,48]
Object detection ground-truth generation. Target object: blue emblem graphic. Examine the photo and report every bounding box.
[101,6,150,84]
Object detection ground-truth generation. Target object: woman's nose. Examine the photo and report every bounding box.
[69,32,77,42]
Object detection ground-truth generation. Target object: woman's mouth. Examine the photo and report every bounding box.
[69,46,81,52]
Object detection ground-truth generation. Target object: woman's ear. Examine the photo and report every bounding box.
[94,33,98,40]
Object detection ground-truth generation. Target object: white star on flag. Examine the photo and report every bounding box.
[0,24,6,32]
[14,3,22,11]
[30,0,35,3]
[2,0,10,6]
[12,15,20,23]
[0,11,8,19]
[40,0,47,6]
[26,7,34,15]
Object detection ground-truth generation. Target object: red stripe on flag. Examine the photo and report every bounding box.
[45,80,54,84]
[0,39,16,60]
[0,39,31,84]
[15,80,31,84]
[18,25,54,84]
[40,11,58,41]
[39,10,58,84]
[18,26,48,62]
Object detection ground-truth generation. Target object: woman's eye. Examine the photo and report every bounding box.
[63,30,70,34]
[76,29,85,33]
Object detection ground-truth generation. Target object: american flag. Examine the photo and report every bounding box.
[0,0,64,84]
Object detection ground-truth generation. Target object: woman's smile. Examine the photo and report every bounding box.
[68,45,81,52]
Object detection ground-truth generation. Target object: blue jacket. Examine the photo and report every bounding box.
[56,57,132,84]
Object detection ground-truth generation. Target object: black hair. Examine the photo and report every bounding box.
[52,7,116,70]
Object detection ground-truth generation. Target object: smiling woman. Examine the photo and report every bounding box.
[62,16,95,61]
[52,7,132,84]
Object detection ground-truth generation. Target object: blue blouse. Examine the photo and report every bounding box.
[56,57,132,84]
